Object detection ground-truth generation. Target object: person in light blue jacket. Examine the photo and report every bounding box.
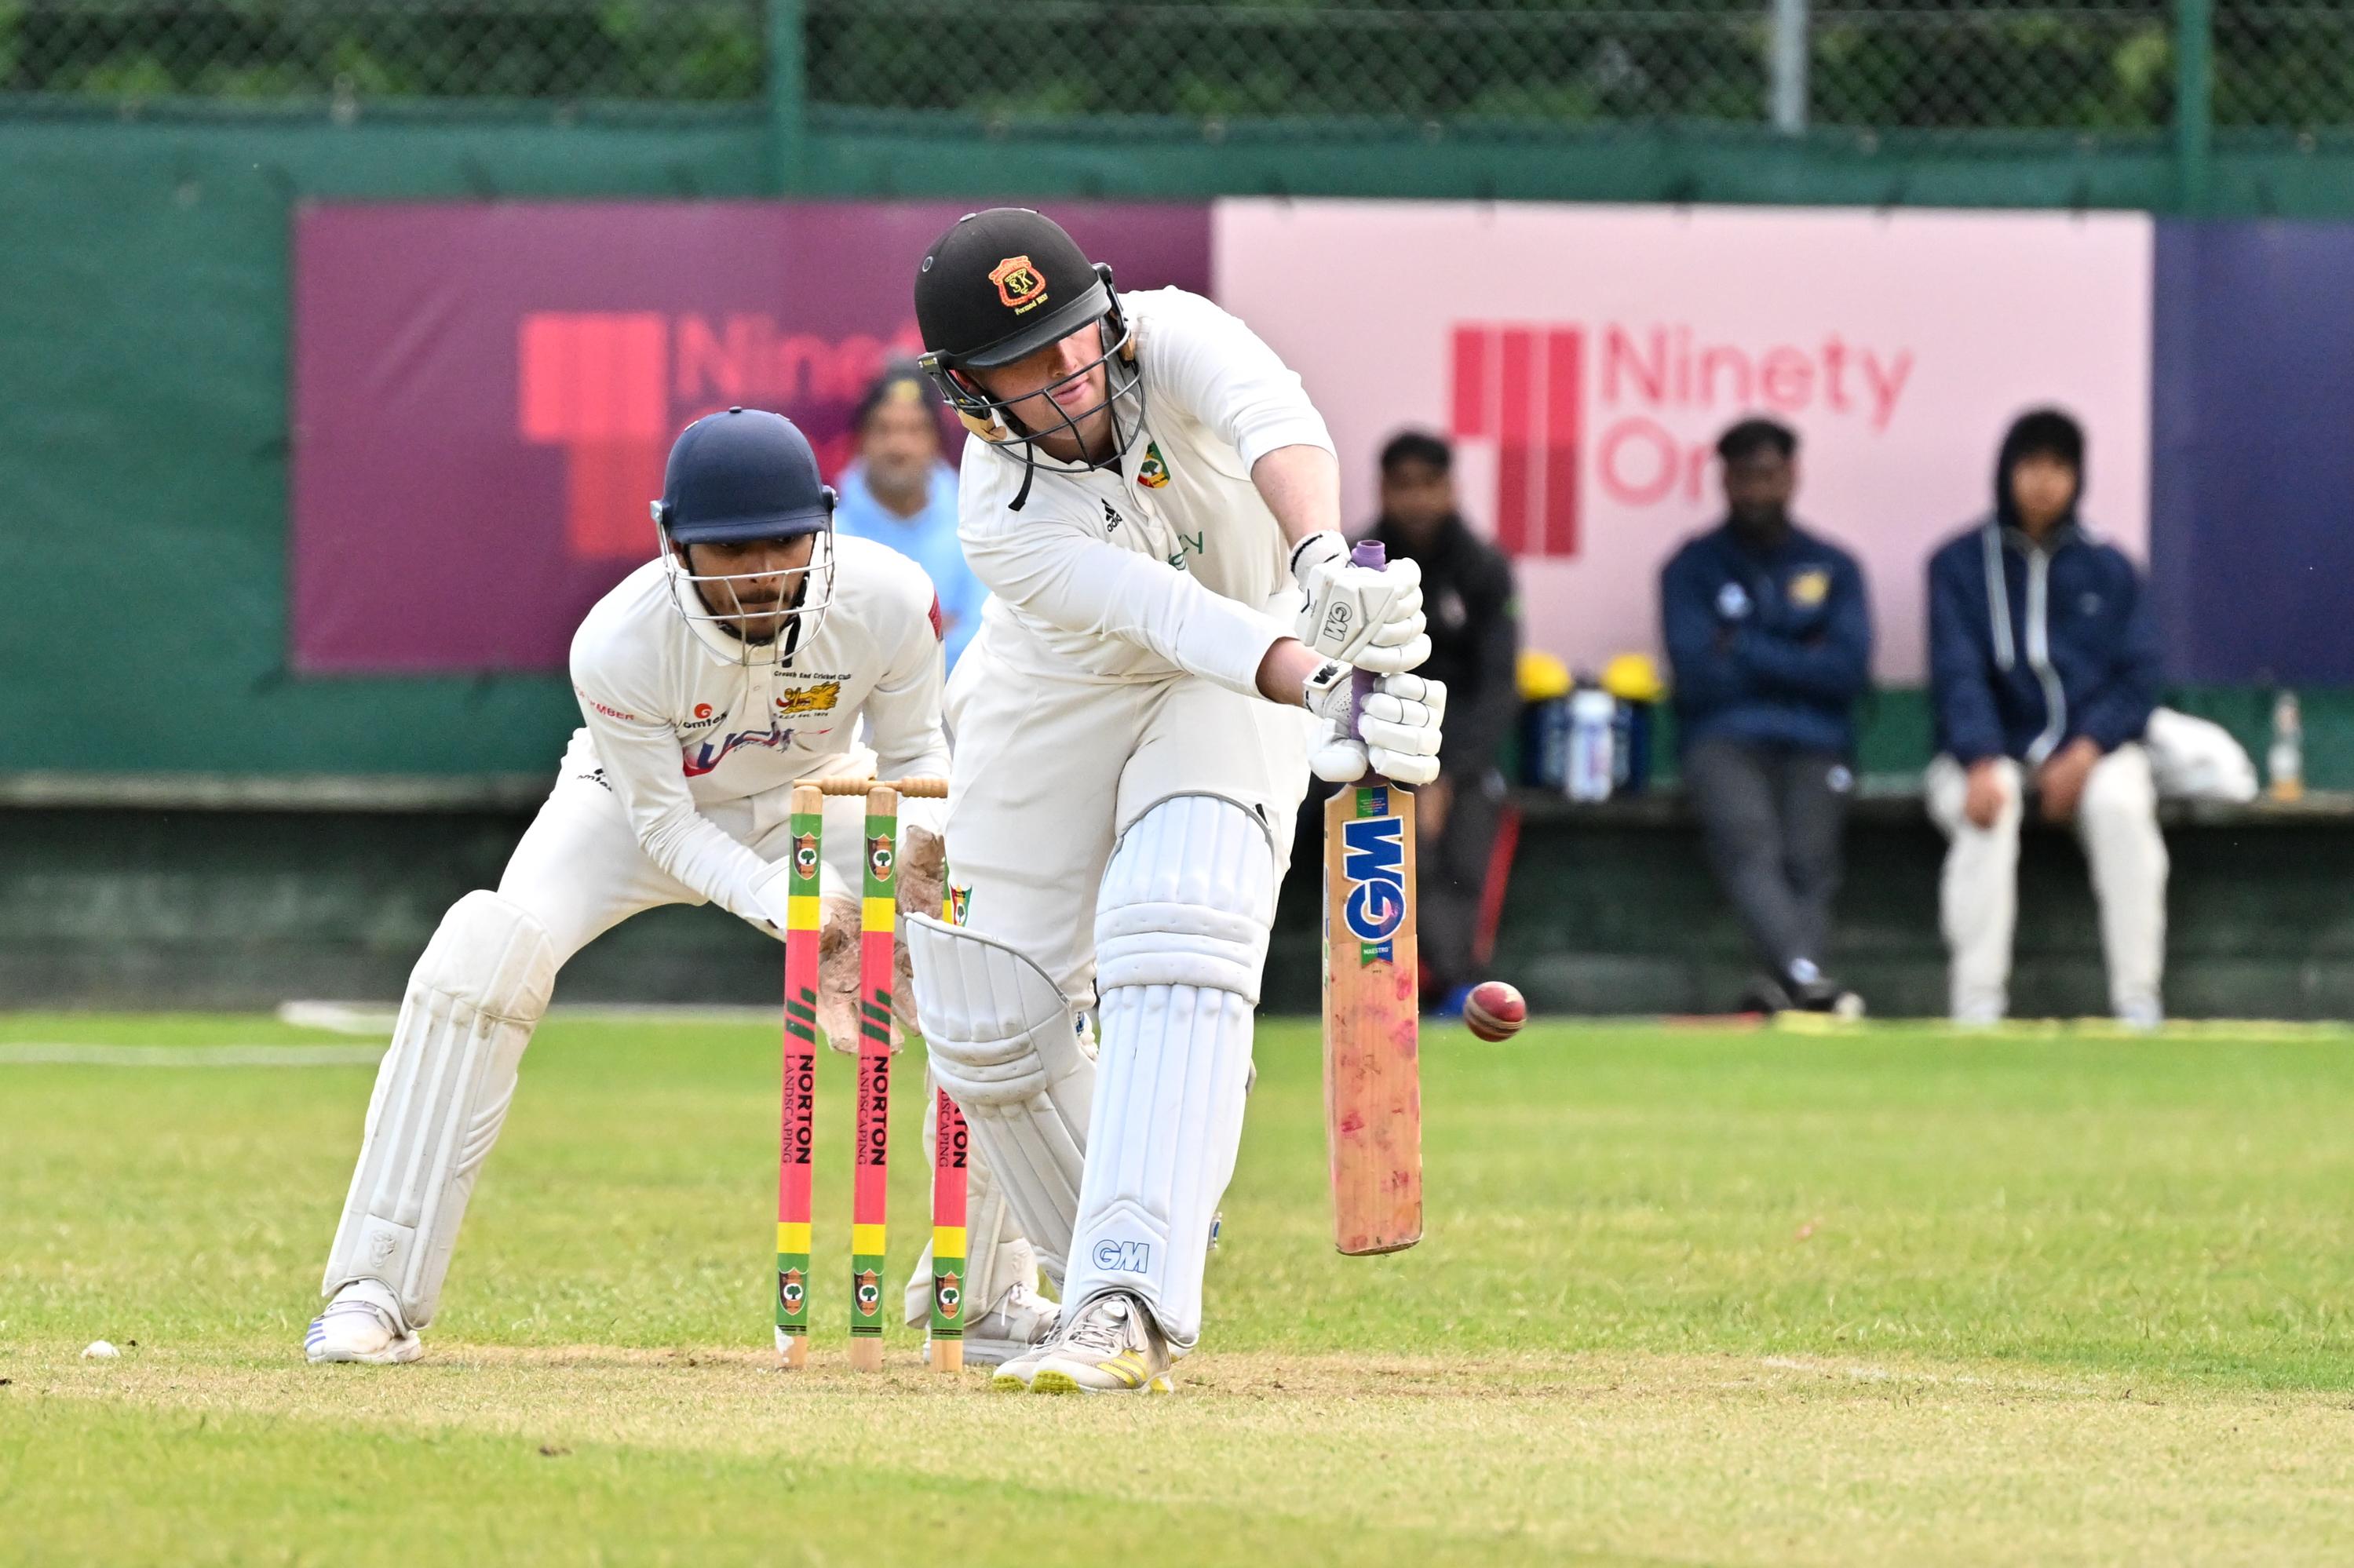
[834,364,987,673]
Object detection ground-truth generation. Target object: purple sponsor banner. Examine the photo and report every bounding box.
[291,201,1210,672]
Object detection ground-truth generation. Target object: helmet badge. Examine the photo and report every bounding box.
[989,255,1049,315]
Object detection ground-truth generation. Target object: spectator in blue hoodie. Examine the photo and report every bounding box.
[833,364,987,672]
[1925,408,2166,1026]
[1662,418,1872,1016]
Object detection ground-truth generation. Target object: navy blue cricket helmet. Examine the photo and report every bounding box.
[651,406,836,545]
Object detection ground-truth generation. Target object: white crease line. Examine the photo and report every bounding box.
[0,1044,385,1067]
[279,999,782,1034]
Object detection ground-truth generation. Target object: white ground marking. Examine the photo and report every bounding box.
[0,1044,387,1067]
[276,999,780,1033]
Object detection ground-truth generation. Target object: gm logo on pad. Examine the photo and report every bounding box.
[1094,1239,1151,1274]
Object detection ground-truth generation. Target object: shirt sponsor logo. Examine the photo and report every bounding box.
[773,680,841,717]
[681,720,795,777]
[1136,440,1170,489]
[579,694,641,723]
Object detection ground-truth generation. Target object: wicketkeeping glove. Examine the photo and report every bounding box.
[1303,662,1447,786]
[814,822,947,1052]
[1290,531,1431,676]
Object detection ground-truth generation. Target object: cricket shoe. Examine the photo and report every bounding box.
[932,1278,1059,1369]
[305,1279,422,1365]
[1023,1293,1173,1395]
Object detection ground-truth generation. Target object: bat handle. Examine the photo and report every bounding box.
[1348,539,1389,786]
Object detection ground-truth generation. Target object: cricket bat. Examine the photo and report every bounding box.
[1322,540,1424,1256]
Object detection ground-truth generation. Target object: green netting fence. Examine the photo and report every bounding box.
[2,1,2349,140]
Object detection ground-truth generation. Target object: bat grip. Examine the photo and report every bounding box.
[1349,539,1388,786]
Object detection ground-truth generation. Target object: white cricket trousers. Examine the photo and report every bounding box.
[940,647,1316,1008]
[1925,745,2168,1023]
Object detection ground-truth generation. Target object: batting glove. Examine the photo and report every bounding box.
[1303,662,1447,786]
[1290,531,1431,676]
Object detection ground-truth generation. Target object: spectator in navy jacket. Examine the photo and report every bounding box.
[1925,408,2166,1026]
[1662,418,1872,1015]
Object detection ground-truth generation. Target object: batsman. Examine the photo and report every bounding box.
[305,408,1055,1366]
[905,210,1445,1394]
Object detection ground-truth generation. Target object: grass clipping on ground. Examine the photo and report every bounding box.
[5,1013,2354,1566]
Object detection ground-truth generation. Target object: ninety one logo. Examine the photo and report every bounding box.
[1451,324,1583,560]
[1451,319,1917,561]
[1094,1239,1152,1274]
[517,309,925,560]
[1341,796,1407,965]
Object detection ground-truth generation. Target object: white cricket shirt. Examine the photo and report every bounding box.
[564,534,949,923]
[954,286,1335,694]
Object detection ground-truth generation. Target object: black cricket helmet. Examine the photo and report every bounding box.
[913,208,1144,505]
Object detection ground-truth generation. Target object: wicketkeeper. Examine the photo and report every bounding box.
[903,209,1446,1393]
[306,409,1054,1365]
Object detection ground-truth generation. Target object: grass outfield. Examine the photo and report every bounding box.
[5,1012,2354,1565]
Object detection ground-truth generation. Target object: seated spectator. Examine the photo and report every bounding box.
[1662,418,1871,1016]
[833,363,987,671]
[1369,432,1520,1008]
[1926,408,2166,1026]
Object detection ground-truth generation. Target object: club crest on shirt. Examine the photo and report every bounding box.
[945,883,972,925]
[989,255,1047,314]
[793,833,819,879]
[774,680,841,717]
[1787,568,1830,609]
[868,833,896,884]
[1137,440,1171,489]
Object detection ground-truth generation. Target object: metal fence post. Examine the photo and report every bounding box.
[768,0,808,195]
[1771,0,1809,134]
[2175,0,2213,213]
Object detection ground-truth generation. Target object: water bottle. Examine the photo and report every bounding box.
[2268,690,2304,802]
[1568,687,1617,802]
[1522,698,1571,790]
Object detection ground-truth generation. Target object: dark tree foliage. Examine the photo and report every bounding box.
[0,1,2344,133]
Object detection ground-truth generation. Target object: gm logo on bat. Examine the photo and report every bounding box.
[1341,804,1407,965]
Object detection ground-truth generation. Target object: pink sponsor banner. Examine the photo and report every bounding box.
[291,201,1210,672]
[1213,202,2153,682]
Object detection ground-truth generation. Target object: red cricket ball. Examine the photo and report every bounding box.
[1462,980,1527,1041]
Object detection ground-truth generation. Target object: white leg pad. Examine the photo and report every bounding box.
[906,913,1094,1287]
[1062,795,1273,1351]
[322,891,557,1329]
